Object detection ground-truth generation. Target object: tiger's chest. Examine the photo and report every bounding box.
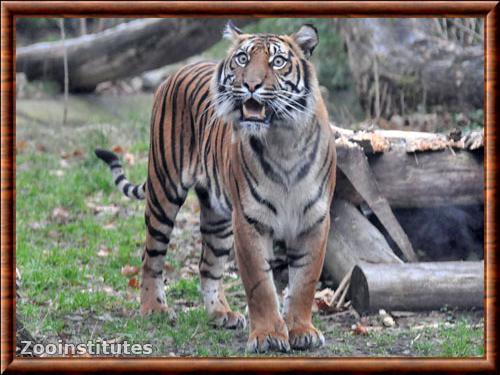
[230,128,332,241]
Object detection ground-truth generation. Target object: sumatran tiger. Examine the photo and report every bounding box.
[95,22,336,352]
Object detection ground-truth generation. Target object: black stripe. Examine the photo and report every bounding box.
[200,270,223,280]
[303,151,334,214]
[145,214,172,243]
[295,123,321,183]
[204,240,232,258]
[195,185,211,209]
[242,167,277,215]
[248,136,286,186]
[214,230,233,239]
[114,175,126,185]
[170,64,205,177]
[240,142,257,184]
[243,213,273,236]
[146,247,167,257]
[302,59,310,91]
[206,218,231,227]
[200,223,232,235]
[298,213,327,238]
[146,179,176,228]
[132,185,140,198]
[123,183,132,197]
[155,80,183,204]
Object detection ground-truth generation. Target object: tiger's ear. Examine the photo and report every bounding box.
[292,24,319,59]
[223,21,242,42]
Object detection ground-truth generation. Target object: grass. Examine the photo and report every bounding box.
[16,93,484,357]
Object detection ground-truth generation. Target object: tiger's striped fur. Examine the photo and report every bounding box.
[96,23,336,352]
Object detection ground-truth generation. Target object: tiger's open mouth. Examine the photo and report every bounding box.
[240,98,273,125]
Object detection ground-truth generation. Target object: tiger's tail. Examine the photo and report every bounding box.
[94,148,146,200]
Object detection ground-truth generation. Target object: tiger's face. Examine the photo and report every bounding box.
[212,23,320,134]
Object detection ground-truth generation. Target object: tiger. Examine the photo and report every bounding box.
[95,22,336,353]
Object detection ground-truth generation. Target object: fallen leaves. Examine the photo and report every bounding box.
[97,245,112,258]
[351,322,369,335]
[121,265,139,277]
[86,201,121,216]
[111,145,124,154]
[60,149,84,159]
[51,207,70,224]
[128,277,140,289]
[124,152,135,165]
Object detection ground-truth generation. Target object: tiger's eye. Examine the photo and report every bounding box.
[236,53,248,66]
[272,56,287,69]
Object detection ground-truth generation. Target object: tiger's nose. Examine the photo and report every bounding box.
[243,80,263,93]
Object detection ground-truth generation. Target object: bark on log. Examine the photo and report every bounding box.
[340,19,484,116]
[349,261,484,313]
[333,127,484,208]
[16,19,255,92]
[324,199,403,285]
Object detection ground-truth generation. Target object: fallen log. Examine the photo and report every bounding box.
[333,127,484,208]
[16,19,255,92]
[324,199,403,285]
[349,261,484,313]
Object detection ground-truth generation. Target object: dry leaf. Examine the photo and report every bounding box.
[86,201,120,216]
[97,245,112,257]
[124,152,135,165]
[121,265,139,277]
[51,207,70,223]
[128,277,140,289]
[313,288,335,312]
[112,145,124,154]
[352,322,369,335]
[73,149,83,158]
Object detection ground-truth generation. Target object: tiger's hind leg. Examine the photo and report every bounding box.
[140,189,187,319]
[197,191,246,330]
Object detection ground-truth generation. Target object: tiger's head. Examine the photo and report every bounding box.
[211,22,321,134]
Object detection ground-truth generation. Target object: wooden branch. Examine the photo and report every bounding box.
[336,146,417,261]
[349,261,484,313]
[16,19,255,92]
[324,199,403,285]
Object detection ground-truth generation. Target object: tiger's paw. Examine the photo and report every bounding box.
[246,319,290,353]
[288,324,325,350]
[210,310,246,330]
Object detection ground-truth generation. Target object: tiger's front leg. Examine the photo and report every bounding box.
[283,216,330,350]
[198,203,246,330]
[233,214,290,353]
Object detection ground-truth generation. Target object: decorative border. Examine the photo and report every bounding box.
[1,1,498,373]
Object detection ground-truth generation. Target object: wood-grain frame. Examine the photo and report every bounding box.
[1,1,498,373]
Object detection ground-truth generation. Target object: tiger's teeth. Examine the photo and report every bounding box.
[242,105,249,118]
[260,106,265,118]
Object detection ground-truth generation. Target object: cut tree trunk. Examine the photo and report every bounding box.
[349,261,484,313]
[340,19,484,116]
[16,19,255,92]
[333,127,484,208]
[324,199,403,285]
